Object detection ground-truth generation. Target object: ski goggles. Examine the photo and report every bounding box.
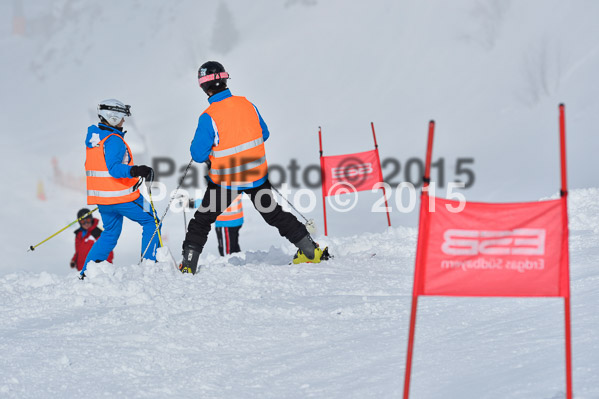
[80,217,93,225]
[98,104,131,117]
[198,72,229,87]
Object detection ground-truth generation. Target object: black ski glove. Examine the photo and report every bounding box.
[70,260,76,268]
[130,165,154,182]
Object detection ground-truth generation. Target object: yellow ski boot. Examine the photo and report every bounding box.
[292,235,331,264]
[293,246,325,264]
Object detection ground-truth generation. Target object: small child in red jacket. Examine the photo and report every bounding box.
[70,208,114,271]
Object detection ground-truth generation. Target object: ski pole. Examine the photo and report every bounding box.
[147,184,164,248]
[28,207,98,252]
[139,158,193,263]
[271,185,317,234]
[176,193,190,234]
[144,170,164,248]
[183,205,188,234]
[271,185,309,223]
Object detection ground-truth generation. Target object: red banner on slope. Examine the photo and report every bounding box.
[404,109,573,399]
[414,196,569,297]
[321,149,383,197]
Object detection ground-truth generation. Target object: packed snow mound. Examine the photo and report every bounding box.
[2,224,418,305]
[1,189,598,398]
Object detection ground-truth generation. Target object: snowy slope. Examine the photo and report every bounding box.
[1,188,598,398]
[2,0,599,274]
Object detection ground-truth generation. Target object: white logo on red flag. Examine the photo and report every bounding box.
[441,228,546,256]
[321,149,382,196]
[331,162,373,179]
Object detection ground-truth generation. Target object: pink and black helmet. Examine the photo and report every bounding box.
[198,61,230,94]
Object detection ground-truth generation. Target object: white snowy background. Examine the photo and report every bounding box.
[0,1,598,398]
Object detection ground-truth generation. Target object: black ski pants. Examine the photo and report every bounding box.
[215,226,241,256]
[184,179,307,251]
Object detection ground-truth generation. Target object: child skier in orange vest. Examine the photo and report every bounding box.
[180,61,328,274]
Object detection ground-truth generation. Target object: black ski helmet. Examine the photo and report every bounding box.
[77,208,92,221]
[198,61,229,94]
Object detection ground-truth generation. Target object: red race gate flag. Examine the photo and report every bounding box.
[318,123,391,235]
[320,149,382,196]
[415,197,569,297]
[403,106,572,399]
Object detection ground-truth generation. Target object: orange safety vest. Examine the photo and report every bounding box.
[85,133,141,205]
[206,96,268,187]
[216,194,244,223]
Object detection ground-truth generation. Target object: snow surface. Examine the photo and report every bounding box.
[1,188,598,398]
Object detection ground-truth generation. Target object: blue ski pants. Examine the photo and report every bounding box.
[82,195,160,273]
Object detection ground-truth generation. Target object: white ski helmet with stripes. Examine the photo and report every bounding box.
[97,99,131,126]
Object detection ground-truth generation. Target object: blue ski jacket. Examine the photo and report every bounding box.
[85,124,133,179]
[190,89,270,189]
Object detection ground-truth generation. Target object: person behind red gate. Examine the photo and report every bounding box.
[189,194,244,256]
[179,61,329,274]
[70,208,114,271]
[215,194,243,256]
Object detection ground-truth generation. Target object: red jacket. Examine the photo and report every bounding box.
[71,218,114,271]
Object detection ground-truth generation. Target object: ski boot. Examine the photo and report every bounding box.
[179,243,202,274]
[292,235,331,264]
